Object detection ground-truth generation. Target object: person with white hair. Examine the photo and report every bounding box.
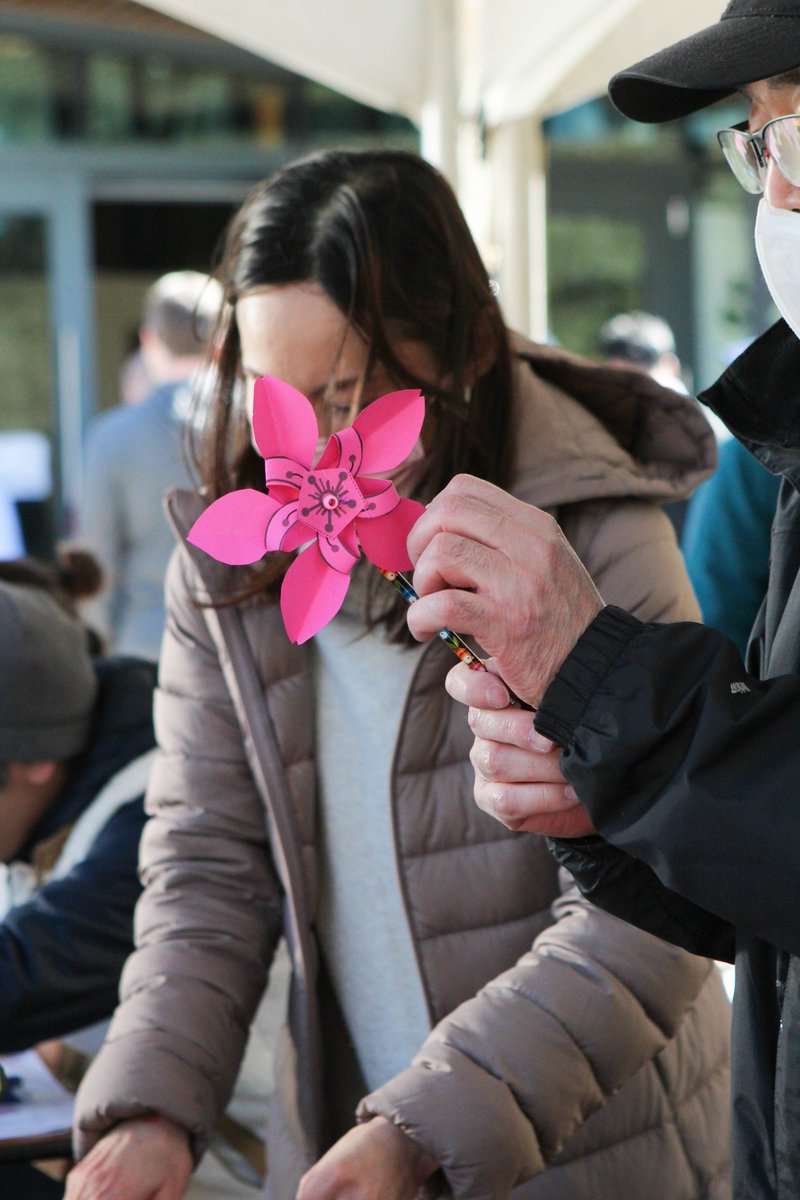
[79,271,223,659]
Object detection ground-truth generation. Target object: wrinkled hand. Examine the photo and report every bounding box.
[65,1115,193,1200]
[447,660,596,838]
[296,1117,437,1200]
[407,476,603,707]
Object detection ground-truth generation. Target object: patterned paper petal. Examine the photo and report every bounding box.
[325,426,363,477]
[281,543,352,644]
[263,481,299,506]
[318,534,360,574]
[352,390,425,475]
[358,476,400,519]
[264,456,306,490]
[265,500,299,551]
[314,434,340,471]
[339,523,359,557]
[187,489,279,565]
[281,522,313,553]
[253,376,319,466]
[355,497,425,571]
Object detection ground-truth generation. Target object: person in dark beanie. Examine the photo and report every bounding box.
[0,551,156,1050]
[405,4,800,1199]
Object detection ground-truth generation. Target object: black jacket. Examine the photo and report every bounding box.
[0,657,156,1050]
[536,320,800,1200]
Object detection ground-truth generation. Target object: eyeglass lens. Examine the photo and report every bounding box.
[766,116,800,188]
[718,128,763,193]
[718,115,800,194]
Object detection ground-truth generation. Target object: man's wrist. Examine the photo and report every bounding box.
[535,606,644,746]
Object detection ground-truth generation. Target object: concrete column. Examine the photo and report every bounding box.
[419,0,459,189]
[488,114,548,340]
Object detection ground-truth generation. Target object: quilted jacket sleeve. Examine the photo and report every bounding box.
[360,500,724,1197]
[73,546,284,1161]
[359,883,719,1198]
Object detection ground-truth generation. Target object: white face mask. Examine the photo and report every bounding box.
[755,199,800,341]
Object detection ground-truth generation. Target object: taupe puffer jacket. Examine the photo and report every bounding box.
[75,336,730,1199]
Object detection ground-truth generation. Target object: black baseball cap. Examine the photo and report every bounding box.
[609,0,800,123]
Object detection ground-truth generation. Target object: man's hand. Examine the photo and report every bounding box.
[407,476,603,707]
[296,1117,437,1200]
[447,660,596,838]
[65,1115,193,1200]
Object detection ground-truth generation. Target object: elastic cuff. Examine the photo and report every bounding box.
[534,606,643,746]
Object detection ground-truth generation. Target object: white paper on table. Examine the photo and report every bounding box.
[0,1050,74,1138]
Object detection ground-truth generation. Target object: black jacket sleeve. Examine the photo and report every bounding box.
[536,605,800,959]
[547,837,737,962]
[0,799,146,1051]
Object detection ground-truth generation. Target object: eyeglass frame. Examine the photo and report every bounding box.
[716,112,800,194]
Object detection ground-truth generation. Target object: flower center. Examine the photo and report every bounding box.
[297,467,365,536]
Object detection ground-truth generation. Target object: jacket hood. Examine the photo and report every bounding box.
[509,332,717,510]
[699,319,800,486]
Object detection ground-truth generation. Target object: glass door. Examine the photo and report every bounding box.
[0,172,94,554]
[0,211,55,556]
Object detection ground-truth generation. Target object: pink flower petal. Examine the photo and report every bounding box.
[264,456,306,490]
[187,489,279,565]
[281,543,352,644]
[355,497,425,571]
[352,390,425,474]
[325,427,363,476]
[253,376,318,466]
[339,523,359,557]
[318,534,360,574]
[265,501,299,551]
[314,435,340,471]
[281,522,313,553]
[264,481,299,505]
[358,476,400,519]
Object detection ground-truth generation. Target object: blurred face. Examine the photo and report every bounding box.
[0,761,63,862]
[745,77,800,209]
[236,283,438,441]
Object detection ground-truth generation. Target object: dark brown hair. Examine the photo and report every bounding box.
[195,149,513,635]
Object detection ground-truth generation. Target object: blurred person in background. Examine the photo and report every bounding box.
[598,310,688,393]
[0,549,152,1197]
[682,434,781,656]
[79,271,222,660]
[0,549,280,1200]
[118,345,152,409]
[598,310,694,535]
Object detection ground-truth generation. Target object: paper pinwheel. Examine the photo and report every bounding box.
[187,376,426,644]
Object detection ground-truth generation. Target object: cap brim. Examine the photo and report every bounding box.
[610,14,800,122]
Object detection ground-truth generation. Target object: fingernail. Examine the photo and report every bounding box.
[488,683,510,708]
[564,785,579,804]
[528,728,554,752]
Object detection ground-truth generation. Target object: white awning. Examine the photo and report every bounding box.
[137,0,724,126]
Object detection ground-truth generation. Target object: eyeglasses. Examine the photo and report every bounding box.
[717,113,800,194]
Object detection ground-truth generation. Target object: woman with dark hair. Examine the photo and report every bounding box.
[67,150,728,1200]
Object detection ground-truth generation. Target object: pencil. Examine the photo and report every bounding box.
[379,568,487,672]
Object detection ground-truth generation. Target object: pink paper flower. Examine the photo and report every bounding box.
[187,375,426,643]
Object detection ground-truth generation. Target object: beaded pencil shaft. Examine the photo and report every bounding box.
[379,568,487,670]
